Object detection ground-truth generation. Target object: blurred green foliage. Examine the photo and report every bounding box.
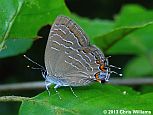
[108,5,153,77]
[1,0,153,115]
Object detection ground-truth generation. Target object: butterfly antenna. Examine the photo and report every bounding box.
[23,55,45,71]
[109,65,121,70]
[105,56,121,70]
[110,71,122,76]
[26,65,43,70]
[106,56,111,59]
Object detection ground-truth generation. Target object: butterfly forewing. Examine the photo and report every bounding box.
[45,16,105,86]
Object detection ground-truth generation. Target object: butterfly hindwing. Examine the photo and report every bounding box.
[45,16,105,86]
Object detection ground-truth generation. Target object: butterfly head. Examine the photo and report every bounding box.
[95,58,110,83]
[95,56,122,83]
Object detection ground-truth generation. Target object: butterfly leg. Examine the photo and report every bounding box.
[45,80,51,96]
[69,86,78,97]
[54,84,62,99]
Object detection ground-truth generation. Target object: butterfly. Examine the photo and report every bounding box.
[24,16,121,99]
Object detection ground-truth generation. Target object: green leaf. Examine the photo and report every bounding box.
[0,0,70,57]
[107,5,153,77]
[115,5,153,27]
[0,38,33,58]
[8,0,70,38]
[0,0,24,49]
[108,24,153,55]
[19,84,153,115]
[140,85,153,94]
[108,5,153,54]
[124,56,153,77]
[94,26,137,52]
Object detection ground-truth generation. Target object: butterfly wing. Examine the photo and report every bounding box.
[45,16,105,86]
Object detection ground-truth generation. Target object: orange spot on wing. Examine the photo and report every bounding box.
[99,64,106,72]
[95,72,101,82]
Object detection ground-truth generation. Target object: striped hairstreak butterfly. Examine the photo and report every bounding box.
[24,16,122,99]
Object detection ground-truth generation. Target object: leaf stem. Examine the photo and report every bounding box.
[0,96,31,102]
[0,78,153,92]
